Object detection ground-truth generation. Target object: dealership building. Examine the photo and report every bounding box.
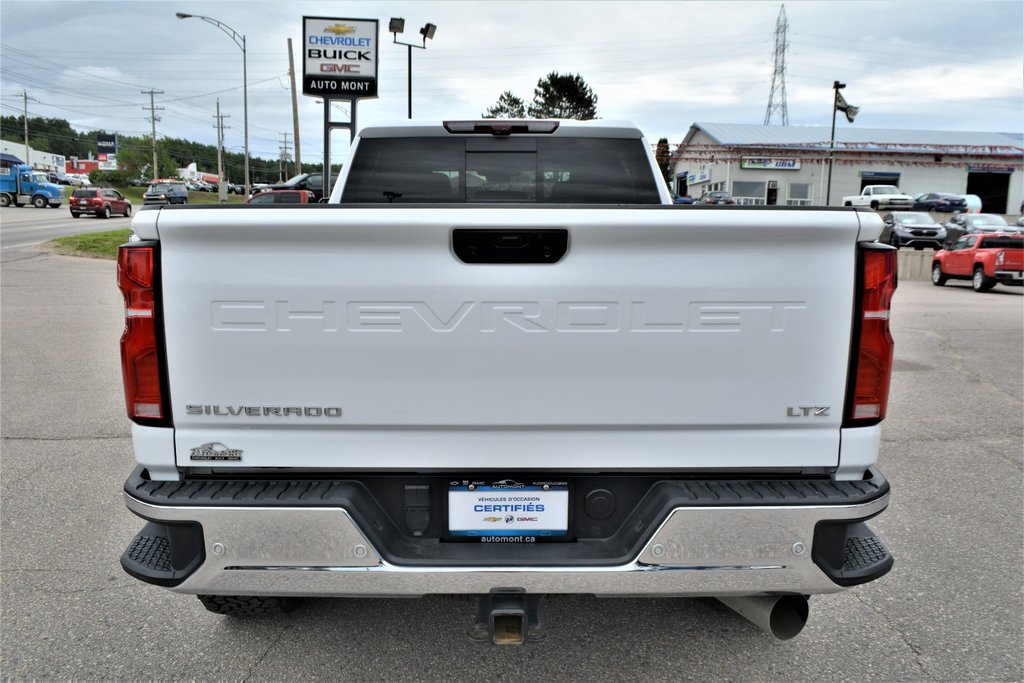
[671,123,1023,214]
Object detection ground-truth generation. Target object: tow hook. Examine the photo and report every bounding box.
[470,589,545,645]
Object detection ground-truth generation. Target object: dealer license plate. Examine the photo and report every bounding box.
[448,479,569,541]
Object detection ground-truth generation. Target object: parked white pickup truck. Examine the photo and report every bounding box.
[118,119,895,643]
[843,184,914,210]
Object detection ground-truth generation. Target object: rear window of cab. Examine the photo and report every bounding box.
[979,236,1023,250]
[341,137,661,204]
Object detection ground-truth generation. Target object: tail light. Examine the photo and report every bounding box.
[845,244,897,426]
[996,251,1005,267]
[117,243,170,425]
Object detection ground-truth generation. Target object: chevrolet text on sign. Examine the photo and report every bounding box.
[302,16,379,98]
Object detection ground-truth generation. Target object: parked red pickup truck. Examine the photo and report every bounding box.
[931,233,1024,291]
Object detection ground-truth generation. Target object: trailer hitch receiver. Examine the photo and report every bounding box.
[470,589,545,645]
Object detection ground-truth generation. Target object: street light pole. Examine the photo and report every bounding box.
[176,12,249,194]
[389,18,436,120]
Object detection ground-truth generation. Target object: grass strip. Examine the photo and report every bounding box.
[49,229,133,259]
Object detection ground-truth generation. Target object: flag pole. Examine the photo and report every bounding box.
[826,80,845,206]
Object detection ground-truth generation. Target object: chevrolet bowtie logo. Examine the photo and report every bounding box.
[324,24,355,35]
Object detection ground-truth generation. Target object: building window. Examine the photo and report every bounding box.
[786,182,813,206]
[732,181,766,205]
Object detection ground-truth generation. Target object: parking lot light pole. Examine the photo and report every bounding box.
[176,12,249,195]
[826,80,845,206]
[389,18,437,119]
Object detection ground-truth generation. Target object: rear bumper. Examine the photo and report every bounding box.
[122,466,893,597]
[995,270,1023,284]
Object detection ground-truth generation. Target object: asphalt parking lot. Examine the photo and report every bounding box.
[1,248,1021,681]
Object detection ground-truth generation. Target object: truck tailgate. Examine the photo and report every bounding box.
[151,206,867,471]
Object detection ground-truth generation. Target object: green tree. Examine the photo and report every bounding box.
[116,137,176,180]
[528,72,598,120]
[482,91,527,119]
[655,137,673,185]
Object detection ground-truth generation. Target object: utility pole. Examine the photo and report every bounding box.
[141,89,165,179]
[213,99,231,202]
[287,38,301,175]
[278,133,291,182]
[22,90,29,165]
[764,4,790,125]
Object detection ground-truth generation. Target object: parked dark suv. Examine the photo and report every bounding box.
[143,181,189,205]
[249,173,324,202]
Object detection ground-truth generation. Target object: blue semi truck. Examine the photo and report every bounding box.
[0,162,65,208]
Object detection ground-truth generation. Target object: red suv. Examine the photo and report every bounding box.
[244,189,316,204]
[70,188,132,218]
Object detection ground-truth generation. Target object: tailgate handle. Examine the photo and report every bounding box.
[452,229,568,264]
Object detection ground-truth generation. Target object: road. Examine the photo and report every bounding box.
[0,204,132,255]
[0,238,1021,681]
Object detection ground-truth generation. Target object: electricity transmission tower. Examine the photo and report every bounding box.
[763,4,789,126]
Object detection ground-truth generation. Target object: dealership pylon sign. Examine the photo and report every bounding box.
[302,17,379,98]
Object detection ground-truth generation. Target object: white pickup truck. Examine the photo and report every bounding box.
[118,119,895,643]
[843,184,914,210]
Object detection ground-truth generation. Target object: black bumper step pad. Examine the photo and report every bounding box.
[120,521,205,587]
[813,521,894,586]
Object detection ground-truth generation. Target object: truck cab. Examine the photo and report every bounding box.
[0,163,65,208]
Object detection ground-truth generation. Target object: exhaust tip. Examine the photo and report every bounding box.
[768,595,810,640]
[717,594,810,640]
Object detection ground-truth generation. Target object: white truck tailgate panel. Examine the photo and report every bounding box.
[157,207,860,470]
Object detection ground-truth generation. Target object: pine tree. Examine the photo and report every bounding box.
[527,72,598,120]
[482,91,527,119]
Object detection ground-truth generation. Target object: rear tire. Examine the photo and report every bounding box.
[0,194,10,207]
[973,266,995,292]
[71,212,81,218]
[100,205,110,219]
[197,594,299,616]
[931,262,947,286]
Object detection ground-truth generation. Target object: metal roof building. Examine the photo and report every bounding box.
[672,123,1023,214]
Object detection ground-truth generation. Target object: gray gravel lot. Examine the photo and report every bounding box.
[1,250,1021,681]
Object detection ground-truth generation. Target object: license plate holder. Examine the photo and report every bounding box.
[447,478,570,542]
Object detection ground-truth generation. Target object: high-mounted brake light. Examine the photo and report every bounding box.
[846,245,897,426]
[443,120,559,136]
[117,243,169,425]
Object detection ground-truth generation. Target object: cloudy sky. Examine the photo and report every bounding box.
[1,0,1021,170]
